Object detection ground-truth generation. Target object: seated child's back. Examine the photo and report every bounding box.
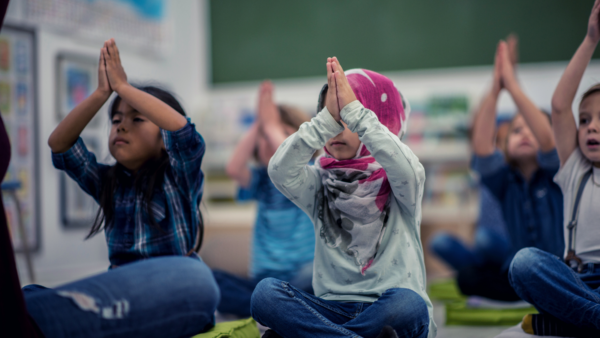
[242,165,314,282]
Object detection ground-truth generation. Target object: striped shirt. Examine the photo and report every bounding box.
[239,167,315,281]
[52,121,205,267]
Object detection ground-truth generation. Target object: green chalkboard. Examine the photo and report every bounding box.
[210,0,599,84]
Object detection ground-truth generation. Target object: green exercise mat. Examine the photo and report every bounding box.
[192,317,261,338]
[445,300,537,326]
[429,279,537,326]
[428,279,466,302]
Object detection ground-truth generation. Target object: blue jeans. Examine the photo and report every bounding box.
[509,247,600,330]
[251,278,429,338]
[23,256,220,338]
[213,261,314,317]
[429,227,511,271]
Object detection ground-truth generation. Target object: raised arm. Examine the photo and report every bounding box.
[501,41,556,152]
[257,81,289,152]
[103,39,187,131]
[551,0,600,165]
[48,48,112,153]
[226,123,258,188]
[472,42,503,156]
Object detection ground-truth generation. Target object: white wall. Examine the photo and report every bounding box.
[7,0,211,286]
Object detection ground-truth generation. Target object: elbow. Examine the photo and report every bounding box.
[551,97,570,115]
[225,162,239,180]
[471,142,493,157]
[267,158,283,183]
[47,134,62,153]
[540,137,557,153]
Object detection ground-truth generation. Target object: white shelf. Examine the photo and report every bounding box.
[408,141,470,163]
[202,203,256,228]
[203,201,478,230]
[421,202,478,225]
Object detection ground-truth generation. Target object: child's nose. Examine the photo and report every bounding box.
[589,119,600,133]
[117,120,131,131]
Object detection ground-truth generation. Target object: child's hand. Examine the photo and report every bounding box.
[257,80,281,128]
[331,57,357,112]
[97,48,112,97]
[507,33,519,67]
[103,39,129,93]
[492,41,503,94]
[325,58,340,121]
[499,41,519,91]
[588,0,600,44]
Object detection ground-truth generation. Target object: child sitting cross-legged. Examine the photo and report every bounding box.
[508,1,600,336]
[24,39,219,338]
[459,37,564,302]
[250,58,435,338]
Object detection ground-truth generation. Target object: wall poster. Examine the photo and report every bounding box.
[0,24,39,252]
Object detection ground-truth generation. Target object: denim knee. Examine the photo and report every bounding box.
[251,277,282,320]
[509,247,553,288]
[22,284,49,295]
[164,257,220,315]
[380,288,429,329]
[475,228,496,251]
[429,232,454,257]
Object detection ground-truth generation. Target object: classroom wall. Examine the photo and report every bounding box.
[6,0,211,286]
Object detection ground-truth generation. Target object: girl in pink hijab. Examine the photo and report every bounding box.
[251,58,436,338]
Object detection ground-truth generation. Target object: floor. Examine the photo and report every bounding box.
[432,300,510,338]
[216,299,512,338]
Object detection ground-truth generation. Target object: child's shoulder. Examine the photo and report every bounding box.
[555,148,592,190]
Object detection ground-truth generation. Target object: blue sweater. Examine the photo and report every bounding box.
[239,167,315,281]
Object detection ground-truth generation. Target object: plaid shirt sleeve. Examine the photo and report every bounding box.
[162,120,206,203]
[52,137,108,203]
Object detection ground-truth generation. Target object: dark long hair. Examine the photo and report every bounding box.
[87,85,204,251]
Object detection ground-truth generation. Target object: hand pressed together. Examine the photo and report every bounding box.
[102,38,129,93]
[325,57,357,122]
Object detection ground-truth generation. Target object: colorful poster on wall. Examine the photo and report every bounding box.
[0,25,39,252]
[56,53,100,127]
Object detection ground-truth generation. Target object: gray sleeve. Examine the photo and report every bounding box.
[268,107,345,219]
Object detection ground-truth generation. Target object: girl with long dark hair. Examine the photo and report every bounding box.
[14,38,220,338]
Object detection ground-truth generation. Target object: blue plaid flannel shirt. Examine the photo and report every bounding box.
[52,120,205,267]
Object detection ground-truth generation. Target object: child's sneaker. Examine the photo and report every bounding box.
[262,329,283,338]
[522,313,600,337]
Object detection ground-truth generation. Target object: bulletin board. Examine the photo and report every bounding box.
[0,24,40,252]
